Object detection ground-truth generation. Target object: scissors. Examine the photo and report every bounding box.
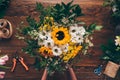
[94,65,103,76]
[11,51,29,72]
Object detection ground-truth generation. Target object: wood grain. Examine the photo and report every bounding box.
[0,0,119,80]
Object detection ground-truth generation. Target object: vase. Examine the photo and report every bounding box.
[104,61,120,78]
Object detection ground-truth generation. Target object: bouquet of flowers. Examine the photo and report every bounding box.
[17,1,102,75]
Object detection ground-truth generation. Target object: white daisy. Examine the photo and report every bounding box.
[60,44,69,52]
[38,31,47,40]
[69,25,78,35]
[45,31,52,40]
[44,39,54,48]
[77,26,86,36]
[71,36,77,43]
[75,35,84,44]
[52,46,62,56]
[38,39,44,46]
[115,36,120,46]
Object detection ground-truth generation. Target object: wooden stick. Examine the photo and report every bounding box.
[41,68,47,80]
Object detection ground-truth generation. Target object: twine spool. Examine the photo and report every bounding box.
[104,61,120,78]
[0,19,13,39]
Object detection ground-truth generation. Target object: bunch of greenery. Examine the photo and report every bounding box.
[0,0,10,18]
[103,0,120,24]
[101,36,120,64]
[36,0,83,26]
[17,1,102,75]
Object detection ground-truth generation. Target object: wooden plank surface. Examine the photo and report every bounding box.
[0,0,119,80]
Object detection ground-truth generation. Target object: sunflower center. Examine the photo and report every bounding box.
[56,31,65,40]
[44,50,48,54]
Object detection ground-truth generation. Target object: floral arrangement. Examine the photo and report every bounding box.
[0,55,9,79]
[103,0,120,24]
[101,36,120,64]
[17,1,102,75]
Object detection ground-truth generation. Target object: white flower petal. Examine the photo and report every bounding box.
[44,39,54,48]
[60,44,69,52]
[77,26,86,36]
[52,46,62,56]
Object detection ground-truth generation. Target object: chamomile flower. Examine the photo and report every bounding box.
[75,35,84,44]
[69,25,78,36]
[44,39,54,48]
[38,31,47,40]
[60,44,69,53]
[52,46,62,56]
[115,36,120,46]
[77,26,86,36]
[38,39,44,46]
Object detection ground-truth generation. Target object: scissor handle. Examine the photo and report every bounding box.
[19,57,29,71]
[11,58,17,72]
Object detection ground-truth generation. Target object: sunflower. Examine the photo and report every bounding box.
[39,46,53,57]
[71,45,82,58]
[62,45,82,62]
[51,27,70,45]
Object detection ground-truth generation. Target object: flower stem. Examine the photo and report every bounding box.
[0,66,10,69]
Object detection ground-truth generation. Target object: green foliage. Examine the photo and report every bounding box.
[36,0,83,25]
[22,39,39,56]
[34,56,65,75]
[0,0,10,18]
[85,23,102,34]
[101,40,120,64]
[26,16,40,29]
[36,2,53,25]
[103,0,120,24]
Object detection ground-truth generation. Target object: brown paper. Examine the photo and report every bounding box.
[104,61,120,78]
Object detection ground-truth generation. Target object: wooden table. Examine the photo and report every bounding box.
[0,0,119,80]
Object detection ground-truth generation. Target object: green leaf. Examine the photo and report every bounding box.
[21,27,32,35]
[36,2,44,12]
[26,16,38,29]
[95,25,103,31]
[72,5,83,16]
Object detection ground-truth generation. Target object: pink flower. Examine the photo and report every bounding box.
[0,60,6,65]
[0,55,9,61]
[0,55,9,65]
[0,71,5,79]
